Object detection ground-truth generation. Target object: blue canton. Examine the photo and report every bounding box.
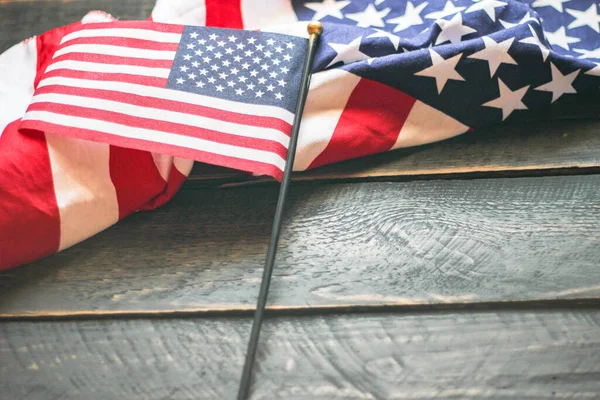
[292,0,600,127]
[168,26,308,113]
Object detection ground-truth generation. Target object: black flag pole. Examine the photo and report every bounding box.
[237,21,323,400]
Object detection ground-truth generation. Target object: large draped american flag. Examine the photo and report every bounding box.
[1,0,599,269]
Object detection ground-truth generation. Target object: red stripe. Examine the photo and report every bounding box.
[20,120,283,181]
[139,164,188,211]
[34,84,292,133]
[109,146,170,219]
[0,120,60,269]
[43,69,168,87]
[308,78,417,169]
[50,53,175,69]
[24,102,288,156]
[58,36,180,51]
[206,0,243,28]
[66,21,185,34]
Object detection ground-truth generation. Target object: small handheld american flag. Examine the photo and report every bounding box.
[19,21,309,180]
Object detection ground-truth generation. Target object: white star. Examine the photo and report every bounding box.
[256,44,265,51]
[304,0,351,20]
[209,33,218,41]
[566,4,600,33]
[198,39,206,45]
[283,54,292,61]
[227,80,236,87]
[210,64,219,71]
[466,0,506,21]
[247,83,255,90]
[187,72,196,80]
[248,37,256,45]
[242,62,250,69]
[225,48,234,55]
[535,63,579,102]
[415,49,465,93]
[183,54,192,61]
[216,84,224,92]
[223,60,231,67]
[217,40,226,47]
[206,45,215,51]
[264,50,273,58]
[176,77,185,84]
[239,76,248,83]
[190,32,198,39]
[270,71,278,78]
[483,79,529,120]
[367,29,401,51]
[386,1,428,33]
[573,47,600,60]
[214,52,223,59]
[266,84,275,91]
[245,50,254,57]
[208,77,216,84]
[234,55,242,62]
[230,67,239,75]
[219,72,228,79]
[180,65,189,72]
[435,13,477,45]
[258,77,267,84]
[195,49,203,56]
[199,68,208,75]
[266,39,276,46]
[532,0,571,12]
[250,70,259,77]
[346,4,391,27]
[327,36,371,68]
[278,79,286,87]
[253,56,261,64]
[261,64,270,71]
[286,42,295,49]
[228,35,237,42]
[235,88,244,95]
[196,81,205,88]
[545,26,580,50]
[275,93,284,100]
[281,66,290,74]
[186,43,195,50]
[425,1,465,19]
[499,11,537,29]
[467,36,517,76]
[275,46,283,53]
[519,24,550,62]
[236,43,246,50]
[191,61,199,68]
[273,59,281,66]
[255,90,264,98]
[585,63,600,76]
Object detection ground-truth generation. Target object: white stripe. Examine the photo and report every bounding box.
[392,100,468,150]
[38,76,295,125]
[240,0,299,30]
[61,28,181,45]
[30,93,291,146]
[45,60,171,79]
[54,44,176,61]
[293,69,361,171]
[23,111,287,171]
[45,134,119,251]
[151,0,207,25]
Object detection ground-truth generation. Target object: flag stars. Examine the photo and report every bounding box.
[261,64,270,71]
[225,48,234,55]
[253,56,261,64]
[203,56,212,63]
[227,80,236,87]
[180,65,189,72]
[275,93,284,100]
[250,70,259,77]
[198,39,206,45]
[209,33,218,40]
[247,37,257,44]
[267,39,275,46]
[196,81,205,88]
[183,54,192,61]
[216,84,224,92]
[239,76,248,83]
[187,72,197,80]
[176,77,185,84]
[415,49,465,94]
[467,36,517,76]
[256,44,265,51]
[286,42,294,49]
[266,84,275,91]
[199,68,208,75]
[186,43,195,49]
[228,35,237,42]
[223,60,231,67]
[278,79,286,87]
[281,66,289,74]
[535,63,579,102]
[211,64,219,71]
[230,67,240,75]
[217,40,226,47]
[436,13,477,45]
[236,88,244,95]
[255,90,264,98]
[241,62,250,69]
[545,26,580,50]
[264,50,273,58]
[190,32,199,39]
[258,77,267,84]
[234,55,243,62]
[191,61,200,68]
[236,43,246,50]
[566,4,600,33]
[247,83,256,90]
[208,77,216,84]
[273,59,281,66]
[245,50,254,57]
[283,54,292,62]
[219,72,228,79]
[214,52,223,59]
[346,3,391,28]
[270,71,278,78]
[483,79,529,120]
[195,49,203,56]
[206,45,215,51]
[275,46,283,53]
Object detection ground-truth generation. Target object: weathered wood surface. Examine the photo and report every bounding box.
[189,119,600,186]
[2,174,599,317]
[2,310,600,399]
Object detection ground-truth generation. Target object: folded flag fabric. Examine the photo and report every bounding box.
[1,0,599,270]
[20,21,309,180]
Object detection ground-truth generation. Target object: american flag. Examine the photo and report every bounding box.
[20,21,309,180]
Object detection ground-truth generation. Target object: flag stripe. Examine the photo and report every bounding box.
[57,36,181,51]
[61,27,183,45]
[54,44,177,60]
[51,53,175,69]
[21,111,287,171]
[34,84,292,134]
[37,76,296,124]
[43,69,168,87]
[20,118,284,180]
[26,101,289,155]
[46,60,173,78]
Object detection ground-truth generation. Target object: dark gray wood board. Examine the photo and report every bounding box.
[188,119,600,186]
[2,174,599,317]
[2,310,600,399]
[0,0,155,53]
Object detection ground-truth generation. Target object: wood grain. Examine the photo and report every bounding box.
[188,119,600,186]
[2,310,600,399]
[2,174,599,317]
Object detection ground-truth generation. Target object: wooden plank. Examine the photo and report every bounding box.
[2,309,600,399]
[2,174,600,316]
[0,0,154,53]
[188,118,600,186]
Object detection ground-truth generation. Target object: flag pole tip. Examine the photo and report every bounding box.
[307,21,323,36]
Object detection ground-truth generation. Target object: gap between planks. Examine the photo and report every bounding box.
[2,297,600,321]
